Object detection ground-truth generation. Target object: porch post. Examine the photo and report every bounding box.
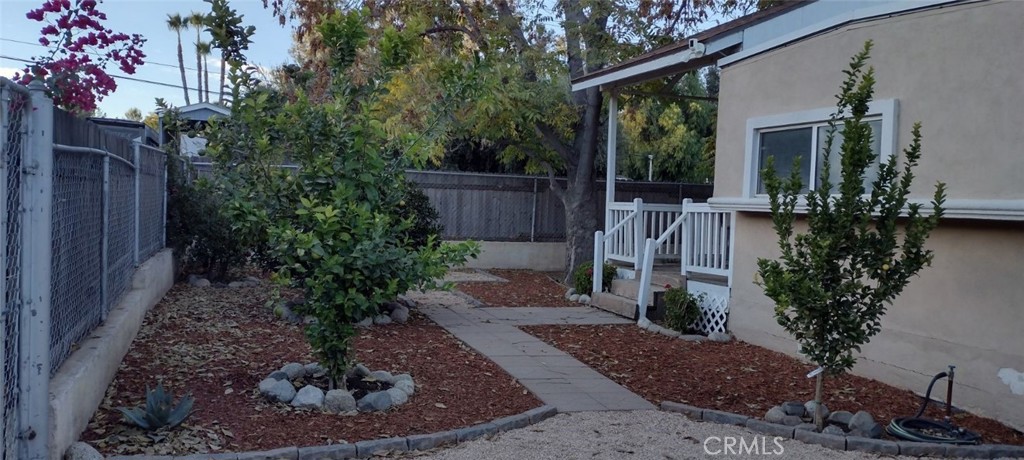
[604,90,617,233]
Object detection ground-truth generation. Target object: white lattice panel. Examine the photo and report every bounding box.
[687,281,730,335]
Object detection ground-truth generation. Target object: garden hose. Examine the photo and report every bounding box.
[886,367,982,445]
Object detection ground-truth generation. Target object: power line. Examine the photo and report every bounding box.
[0,37,202,72]
[0,54,191,91]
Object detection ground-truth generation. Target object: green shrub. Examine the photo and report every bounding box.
[398,182,442,250]
[663,287,704,334]
[573,261,616,295]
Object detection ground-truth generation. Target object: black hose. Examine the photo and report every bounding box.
[886,371,982,445]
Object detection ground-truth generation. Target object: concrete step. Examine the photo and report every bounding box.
[591,292,637,320]
[610,279,667,301]
[636,270,687,288]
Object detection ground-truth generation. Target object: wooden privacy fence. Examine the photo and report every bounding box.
[405,170,712,242]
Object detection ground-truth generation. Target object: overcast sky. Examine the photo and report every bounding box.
[0,0,294,117]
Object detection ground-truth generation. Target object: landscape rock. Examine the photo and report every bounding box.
[291,385,325,409]
[849,424,884,439]
[781,415,804,426]
[188,277,211,287]
[848,410,876,432]
[264,379,297,403]
[565,288,576,299]
[782,401,806,417]
[304,363,326,378]
[386,387,409,406]
[65,441,103,460]
[804,400,830,420]
[352,363,371,378]
[828,410,854,427]
[578,294,591,304]
[764,406,787,424]
[258,377,278,394]
[228,281,245,288]
[281,362,306,379]
[373,314,393,325]
[794,423,817,432]
[678,334,705,342]
[382,301,403,313]
[355,317,373,328]
[324,390,357,413]
[244,276,261,285]
[390,304,410,323]
[569,294,580,302]
[822,424,845,436]
[369,370,395,384]
[268,370,290,381]
[392,373,414,384]
[708,332,733,343]
[357,391,393,412]
[393,379,415,396]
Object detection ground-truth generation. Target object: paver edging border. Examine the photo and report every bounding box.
[104,405,557,460]
[661,401,1024,459]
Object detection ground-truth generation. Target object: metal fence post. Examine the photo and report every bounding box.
[19,80,52,460]
[530,178,538,242]
[100,155,110,319]
[132,143,140,266]
[161,153,167,247]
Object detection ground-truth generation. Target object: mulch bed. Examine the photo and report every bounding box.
[523,324,1024,446]
[82,282,541,456]
[456,269,578,307]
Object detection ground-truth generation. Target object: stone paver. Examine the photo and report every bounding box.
[414,292,652,412]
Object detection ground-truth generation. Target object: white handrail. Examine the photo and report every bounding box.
[604,208,637,237]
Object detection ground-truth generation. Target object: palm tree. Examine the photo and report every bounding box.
[197,41,212,104]
[188,12,206,103]
[166,14,190,105]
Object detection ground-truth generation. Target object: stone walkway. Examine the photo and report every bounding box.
[409,291,654,412]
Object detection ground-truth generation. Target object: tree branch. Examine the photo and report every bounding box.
[522,146,566,201]
[454,0,486,47]
[421,25,473,37]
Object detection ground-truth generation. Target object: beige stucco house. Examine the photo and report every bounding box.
[574,0,1024,430]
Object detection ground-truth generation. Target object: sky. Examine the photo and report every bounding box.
[0,0,295,117]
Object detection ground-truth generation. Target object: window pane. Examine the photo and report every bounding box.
[816,120,882,193]
[758,128,812,194]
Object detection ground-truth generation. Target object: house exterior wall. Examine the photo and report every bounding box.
[713,1,1024,430]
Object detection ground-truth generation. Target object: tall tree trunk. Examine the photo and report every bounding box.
[204,55,210,103]
[561,181,598,284]
[218,51,226,104]
[195,46,204,103]
[177,34,191,105]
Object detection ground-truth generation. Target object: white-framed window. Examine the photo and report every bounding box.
[742,99,898,197]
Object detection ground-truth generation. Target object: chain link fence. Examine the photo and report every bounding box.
[0,79,168,459]
[1,78,28,460]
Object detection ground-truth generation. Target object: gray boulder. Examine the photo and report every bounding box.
[269,370,290,381]
[805,400,830,420]
[357,391,393,412]
[848,411,876,432]
[782,401,806,417]
[369,370,395,384]
[65,442,103,460]
[264,379,296,403]
[392,373,414,384]
[828,410,854,427]
[823,425,845,436]
[188,277,211,287]
[390,305,410,324]
[228,281,245,288]
[355,317,373,328]
[564,288,576,299]
[386,387,409,406]
[244,276,262,285]
[850,424,883,439]
[352,363,371,378]
[280,362,305,379]
[291,385,325,409]
[304,363,326,378]
[569,294,580,302]
[578,294,592,304]
[258,377,278,394]
[324,390,357,413]
[373,314,393,325]
[708,332,733,343]
[764,406,787,424]
[393,379,415,396]
[781,415,803,426]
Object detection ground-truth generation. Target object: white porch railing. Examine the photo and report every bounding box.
[602,199,687,267]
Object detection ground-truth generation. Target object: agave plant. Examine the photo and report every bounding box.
[117,383,194,431]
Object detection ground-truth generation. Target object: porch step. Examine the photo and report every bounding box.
[635,270,686,288]
[611,279,667,301]
[591,292,637,319]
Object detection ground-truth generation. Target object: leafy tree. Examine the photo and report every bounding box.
[205,0,256,104]
[17,0,146,114]
[142,111,159,130]
[264,0,763,282]
[124,107,142,121]
[756,41,946,431]
[167,13,191,105]
[202,12,477,384]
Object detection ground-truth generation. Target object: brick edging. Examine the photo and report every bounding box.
[106,405,558,460]
[660,401,1024,459]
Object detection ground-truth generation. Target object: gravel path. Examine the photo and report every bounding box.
[407,411,908,460]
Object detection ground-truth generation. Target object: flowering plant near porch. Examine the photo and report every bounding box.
[756,41,946,431]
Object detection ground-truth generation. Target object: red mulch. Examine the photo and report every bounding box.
[456,269,577,307]
[83,283,540,456]
[523,324,1024,446]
